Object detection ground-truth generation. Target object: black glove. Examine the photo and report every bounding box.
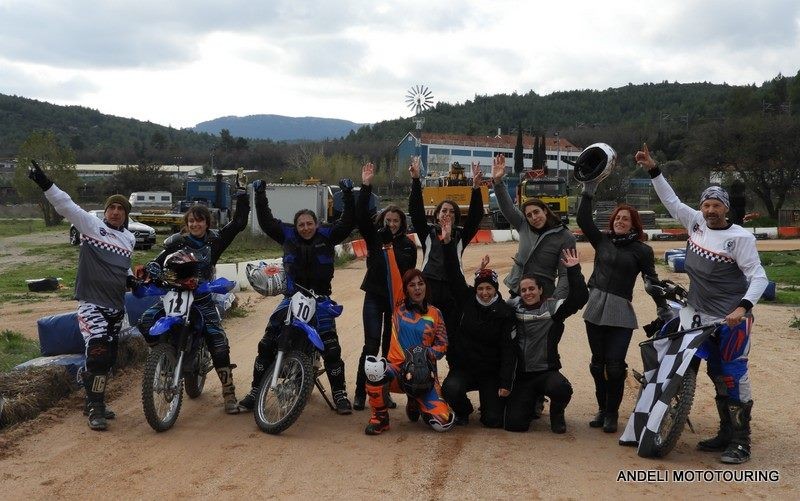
[338,178,354,193]
[126,275,142,290]
[28,160,53,191]
[145,261,162,280]
[377,225,393,244]
[252,180,266,194]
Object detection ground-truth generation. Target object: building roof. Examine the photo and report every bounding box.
[413,132,581,151]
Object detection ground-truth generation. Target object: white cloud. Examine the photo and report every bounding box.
[0,0,798,128]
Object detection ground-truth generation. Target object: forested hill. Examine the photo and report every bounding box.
[0,93,217,162]
[347,74,800,142]
[194,114,365,141]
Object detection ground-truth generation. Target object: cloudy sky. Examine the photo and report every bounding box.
[1,0,798,129]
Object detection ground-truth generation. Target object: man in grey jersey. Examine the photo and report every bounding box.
[636,145,768,464]
[29,161,135,431]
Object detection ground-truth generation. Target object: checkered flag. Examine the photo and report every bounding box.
[619,326,713,456]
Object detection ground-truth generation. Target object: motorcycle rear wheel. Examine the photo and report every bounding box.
[254,350,314,434]
[185,344,212,399]
[142,343,184,432]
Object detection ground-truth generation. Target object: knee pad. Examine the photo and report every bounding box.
[605,361,627,381]
[320,331,342,364]
[425,412,455,433]
[86,336,116,373]
[364,356,388,384]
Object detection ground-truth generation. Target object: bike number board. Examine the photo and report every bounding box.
[163,290,194,317]
[290,292,316,324]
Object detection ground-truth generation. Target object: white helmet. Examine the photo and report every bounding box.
[246,260,287,297]
[567,142,618,183]
[364,355,388,383]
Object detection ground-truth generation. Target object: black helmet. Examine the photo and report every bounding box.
[567,143,617,183]
[163,249,201,288]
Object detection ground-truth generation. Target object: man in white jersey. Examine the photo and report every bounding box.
[636,145,768,464]
[29,161,135,431]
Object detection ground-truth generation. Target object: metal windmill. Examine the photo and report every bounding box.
[405,85,434,168]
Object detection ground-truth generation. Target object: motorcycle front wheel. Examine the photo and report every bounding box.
[254,350,314,434]
[639,366,698,458]
[185,343,212,399]
[142,343,184,432]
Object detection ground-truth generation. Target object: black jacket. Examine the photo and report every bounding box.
[442,239,516,389]
[576,193,658,301]
[508,265,589,374]
[155,191,250,281]
[255,187,354,296]
[357,184,417,298]
[409,177,483,282]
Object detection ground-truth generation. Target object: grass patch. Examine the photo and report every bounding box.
[0,330,41,371]
[216,232,283,263]
[776,286,800,305]
[0,219,70,238]
[761,250,800,287]
[226,297,253,318]
[791,315,800,329]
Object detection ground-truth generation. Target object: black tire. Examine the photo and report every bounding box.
[142,344,183,432]
[184,344,212,399]
[639,366,697,458]
[69,227,80,245]
[254,350,314,434]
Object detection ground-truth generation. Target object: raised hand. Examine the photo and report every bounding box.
[635,143,656,171]
[480,254,490,270]
[28,160,53,191]
[409,156,421,179]
[472,162,483,188]
[440,217,453,244]
[252,179,267,194]
[492,154,506,182]
[362,162,375,186]
[561,247,580,268]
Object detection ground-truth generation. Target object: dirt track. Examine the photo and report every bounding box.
[2,240,799,499]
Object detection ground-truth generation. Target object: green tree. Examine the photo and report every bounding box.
[13,130,79,226]
[513,125,524,174]
[687,115,800,218]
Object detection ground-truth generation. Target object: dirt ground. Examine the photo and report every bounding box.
[1,239,799,499]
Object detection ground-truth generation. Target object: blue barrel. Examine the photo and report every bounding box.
[670,256,686,273]
[761,281,777,301]
[664,248,686,262]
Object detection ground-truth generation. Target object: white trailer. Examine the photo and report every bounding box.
[249,183,329,235]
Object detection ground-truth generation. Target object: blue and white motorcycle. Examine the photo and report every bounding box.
[136,251,236,432]
[253,284,341,434]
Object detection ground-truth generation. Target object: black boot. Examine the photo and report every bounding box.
[83,402,116,420]
[603,361,626,434]
[697,396,732,452]
[549,398,568,434]
[721,400,753,464]
[326,361,352,415]
[589,362,606,428]
[83,371,109,431]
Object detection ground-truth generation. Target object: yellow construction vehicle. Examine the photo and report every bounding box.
[517,173,570,224]
[421,162,489,221]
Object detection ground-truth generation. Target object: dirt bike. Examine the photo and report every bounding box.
[136,275,236,432]
[254,284,340,434]
[629,280,722,458]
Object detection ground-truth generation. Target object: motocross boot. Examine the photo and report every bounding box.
[83,371,109,431]
[365,409,390,435]
[720,400,753,464]
[405,397,421,423]
[216,366,240,414]
[697,396,732,452]
[238,386,258,412]
[327,360,352,415]
[589,361,606,428]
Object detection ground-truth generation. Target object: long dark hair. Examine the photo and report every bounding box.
[521,198,561,228]
[433,200,461,227]
[401,268,429,305]
[608,203,645,241]
[375,205,408,234]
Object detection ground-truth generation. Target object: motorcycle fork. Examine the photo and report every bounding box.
[171,321,192,389]
[269,323,293,388]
